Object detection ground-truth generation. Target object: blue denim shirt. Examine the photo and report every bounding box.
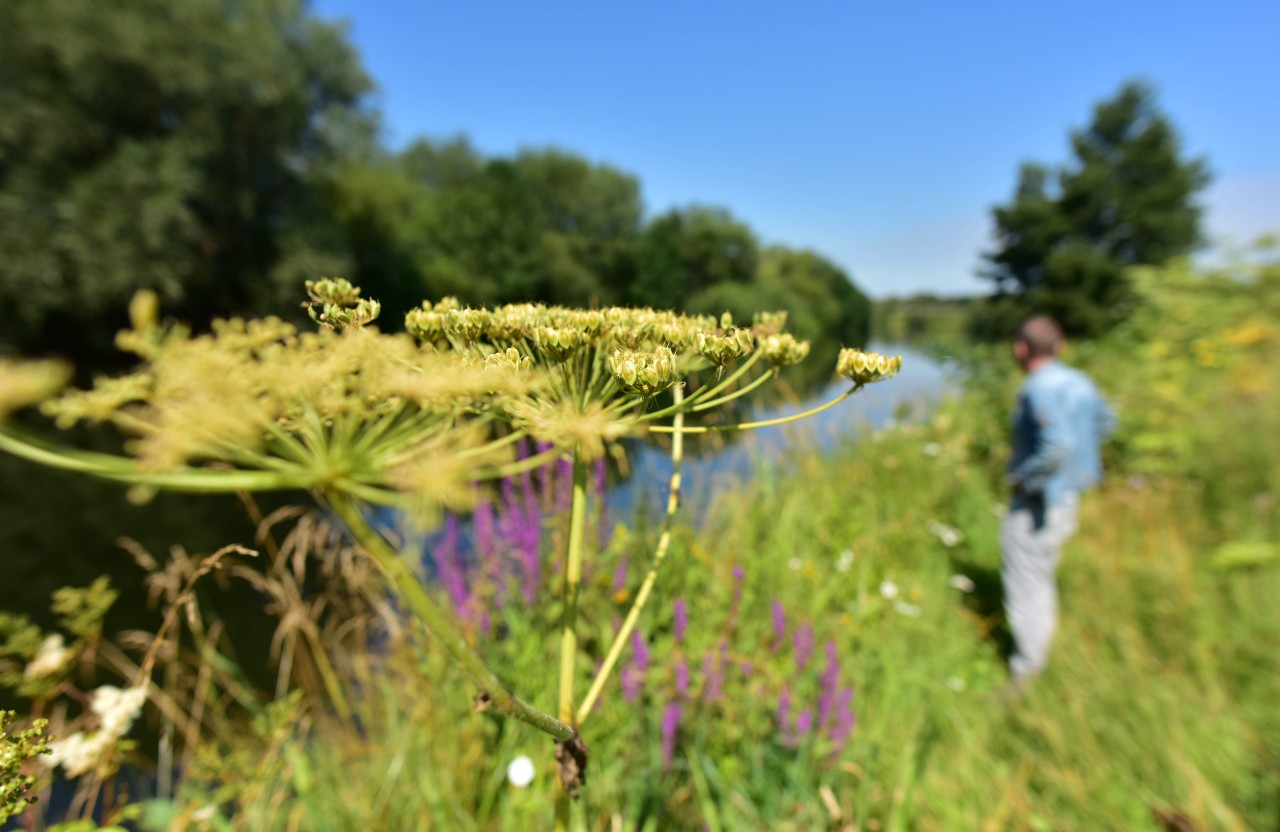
[1008,359,1116,507]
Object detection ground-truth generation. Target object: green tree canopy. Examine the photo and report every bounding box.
[977,80,1210,338]
[0,0,376,363]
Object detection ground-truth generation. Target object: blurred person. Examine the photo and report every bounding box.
[1001,316,1115,693]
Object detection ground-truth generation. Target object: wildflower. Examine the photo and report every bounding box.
[90,685,147,739]
[927,521,963,548]
[701,642,727,703]
[879,580,899,600]
[771,599,787,651]
[674,658,690,699]
[620,629,649,702]
[696,327,754,366]
[948,574,975,593]
[894,600,922,618]
[23,635,73,682]
[787,557,803,571]
[922,442,941,457]
[607,346,677,397]
[837,349,902,385]
[945,676,967,693]
[795,709,813,737]
[506,755,536,788]
[828,687,856,752]
[777,686,793,740]
[835,549,855,572]
[793,621,815,672]
[673,598,688,644]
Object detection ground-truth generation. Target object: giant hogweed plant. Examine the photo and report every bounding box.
[0,279,900,827]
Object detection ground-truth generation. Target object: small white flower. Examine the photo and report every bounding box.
[788,557,804,571]
[23,634,73,681]
[922,442,941,457]
[835,549,855,573]
[948,574,975,593]
[927,521,963,548]
[879,580,899,600]
[945,676,967,693]
[894,600,922,618]
[507,755,536,788]
[991,503,1008,518]
[44,731,111,778]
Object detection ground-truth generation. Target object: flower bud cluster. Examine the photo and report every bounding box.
[607,346,678,397]
[43,685,147,778]
[304,278,381,330]
[761,333,811,367]
[533,325,586,362]
[837,349,903,385]
[696,327,755,367]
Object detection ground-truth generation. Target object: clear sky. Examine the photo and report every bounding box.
[313,0,1280,298]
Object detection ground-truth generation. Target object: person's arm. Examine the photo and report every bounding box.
[1008,386,1074,494]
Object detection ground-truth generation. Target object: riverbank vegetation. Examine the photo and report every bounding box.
[2,249,1275,830]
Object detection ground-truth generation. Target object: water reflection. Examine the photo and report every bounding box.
[612,343,955,524]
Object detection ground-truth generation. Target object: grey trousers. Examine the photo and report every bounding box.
[1001,493,1079,679]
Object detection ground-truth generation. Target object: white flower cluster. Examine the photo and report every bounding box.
[43,685,147,778]
[22,634,74,682]
[835,549,855,573]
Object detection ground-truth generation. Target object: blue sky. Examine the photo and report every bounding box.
[314,0,1280,297]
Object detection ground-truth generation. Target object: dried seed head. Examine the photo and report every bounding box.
[406,298,459,342]
[304,279,380,330]
[836,349,902,385]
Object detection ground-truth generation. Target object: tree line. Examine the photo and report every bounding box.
[0,0,869,377]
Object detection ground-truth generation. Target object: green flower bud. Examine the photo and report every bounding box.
[836,348,902,385]
[608,345,677,397]
[761,333,811,366]
[533,325,586,361]
[444,308,492,344]
[696,327,754,366]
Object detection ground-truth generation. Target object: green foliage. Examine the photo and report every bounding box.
[0,0,375,364]
[977,80,1211,338]
[1,710,50,823]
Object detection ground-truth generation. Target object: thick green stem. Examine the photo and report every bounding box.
[576,384,685,725]
[326,490,576,742]
[648,383,862,434]
[555,456,590,829]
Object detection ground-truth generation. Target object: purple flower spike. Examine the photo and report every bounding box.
[795,709,813,737]
[701,643,726,704]
[631,629,650,673]
[829,687,856,754]
[611,555,629,594]
[673,598,688,644]
[771,599,787,652]
[660,702,682,771]
[793,621,815,672]
[674,657,690,699]
[437,513,469,612]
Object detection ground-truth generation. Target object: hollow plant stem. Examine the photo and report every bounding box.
[576,384,685,725]
[326,489,576,742]
[554,454,590,830]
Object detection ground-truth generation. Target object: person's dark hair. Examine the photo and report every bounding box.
[1016,316,1063,358]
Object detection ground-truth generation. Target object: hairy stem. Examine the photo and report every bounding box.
[326,490,576,742]
[555,455,590,830]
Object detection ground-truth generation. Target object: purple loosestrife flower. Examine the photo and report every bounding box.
[795,709,813,737]
[771,599,787,652]
[660,702,682,771]
[794,621,815,673]
[621,629,650,702]
[436,513,469,612]
[817,641,840,728]
[673,598,688,644]
[828,687,856,756]
[611,555,629,595]
[674,657,690,699]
